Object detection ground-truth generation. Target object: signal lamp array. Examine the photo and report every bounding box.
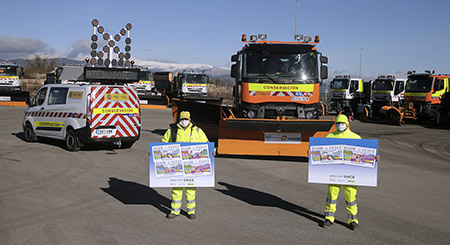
[88,19,134,67]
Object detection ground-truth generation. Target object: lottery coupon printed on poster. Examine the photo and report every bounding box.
[181,144,212,176]
[343,145,377,168]
[310,145,344,165]
[152,144,183,177]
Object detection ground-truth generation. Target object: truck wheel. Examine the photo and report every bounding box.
[24,122,37,142]
[65,129,81,152]
[121,141,134,149]
[389,110,402,126]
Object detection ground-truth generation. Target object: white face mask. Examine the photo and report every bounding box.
[180,119,190,127]
[336,122,347,132]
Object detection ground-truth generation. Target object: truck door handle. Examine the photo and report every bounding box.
[40,108,45,110]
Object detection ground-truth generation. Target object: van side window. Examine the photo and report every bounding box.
[35,88,48,106]
[48,87,69,105]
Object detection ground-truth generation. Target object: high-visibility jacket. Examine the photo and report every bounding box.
[162,122,209,143]
[324,114,360,224]
[326,114,361,139]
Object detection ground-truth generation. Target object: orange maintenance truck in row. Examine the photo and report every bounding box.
[173,34,334,157]
[381,70,449,124]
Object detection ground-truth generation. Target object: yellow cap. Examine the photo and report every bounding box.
[180,111,190,120]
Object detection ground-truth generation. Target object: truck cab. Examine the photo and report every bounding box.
[371,75,406,115]
[329,75,363,113]
[128,69,153,97]
[0,63,24,99]
[230,34,328,119]
[403,70,449,120]
[174,72,209,98]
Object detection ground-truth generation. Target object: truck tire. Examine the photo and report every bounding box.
[24,122,37,142]
[65,129,81,152]
[389,110,402,126]
[121,141,134,149]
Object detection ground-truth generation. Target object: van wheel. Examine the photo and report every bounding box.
[24,123,37,142]
[66,129,81,151]
[121,141,134,149]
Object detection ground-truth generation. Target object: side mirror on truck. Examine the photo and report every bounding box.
[231,64,239,78]
[231,54,239,62]
[320,65,328,80]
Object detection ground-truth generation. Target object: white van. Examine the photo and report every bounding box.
[23,83,141,151]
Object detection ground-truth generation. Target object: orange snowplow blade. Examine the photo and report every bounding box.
[171,98,335,157]
[217,118,334,157]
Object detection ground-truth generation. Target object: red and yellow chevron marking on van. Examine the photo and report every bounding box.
[25,111,86,118]
[90,86,140,139]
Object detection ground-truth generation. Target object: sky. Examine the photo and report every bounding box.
[1,0,450,79]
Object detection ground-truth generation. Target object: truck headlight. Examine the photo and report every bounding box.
[305,111,314,119]
[248,110,256,118]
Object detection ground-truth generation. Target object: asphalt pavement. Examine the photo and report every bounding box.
[0,106,449,244]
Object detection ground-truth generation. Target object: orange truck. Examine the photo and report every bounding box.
[382,70,449,124]
[172,34,334,157]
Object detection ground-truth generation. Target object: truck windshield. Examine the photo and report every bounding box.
[244,51,318,82]
[185,74,207,84]
[373,79,394,90]
[0,66,18,76]
[330,79,349,89]
[405,77,433,92]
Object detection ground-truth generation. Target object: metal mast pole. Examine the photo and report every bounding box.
[359,48,363,78]
[295,0,299,36]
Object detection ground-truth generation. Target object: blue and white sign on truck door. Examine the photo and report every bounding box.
[149,142,215,187]
[308,137,379,187]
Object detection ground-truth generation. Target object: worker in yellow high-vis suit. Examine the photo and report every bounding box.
[322,114,379,231]
[162,111,209,220]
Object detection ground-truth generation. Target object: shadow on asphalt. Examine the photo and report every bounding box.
[101,177,184,216]
[12,132,130,153]
[216,182,348,228]
[143,129,167,136]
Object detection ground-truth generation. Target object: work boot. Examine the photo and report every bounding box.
[322,219,333,228]
[188,214,196,220]
[166,213,179,219]
[349,221,360,231]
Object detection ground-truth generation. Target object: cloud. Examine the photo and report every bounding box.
[0,35,54,59]
[133,57,213,71]
[66,38,93,60]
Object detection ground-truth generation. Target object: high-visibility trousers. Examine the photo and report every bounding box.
[170,187,196,215]
[324,184,358,224]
